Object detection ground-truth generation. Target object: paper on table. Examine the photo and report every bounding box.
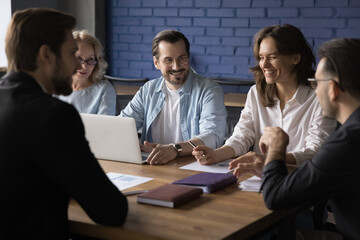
[106,172,153,191]
[238,175,261,192]
[180,159,233,173]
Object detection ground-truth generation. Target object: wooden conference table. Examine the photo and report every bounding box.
[68,156,301,240]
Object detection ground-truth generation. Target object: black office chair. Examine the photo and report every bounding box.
[104,75,149,84]
[209,77,255,87]
[313,201,339,232]
[104,75,149,115]
[209,77,254,139]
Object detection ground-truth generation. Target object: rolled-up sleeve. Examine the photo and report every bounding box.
[197,84,227,148]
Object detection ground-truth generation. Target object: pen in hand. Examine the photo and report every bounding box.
[188,141,196,148]
[189,141,205,157]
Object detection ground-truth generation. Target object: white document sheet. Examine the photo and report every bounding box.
[238,175,261,192]
[179,159,233,173]
[106,172,153,191]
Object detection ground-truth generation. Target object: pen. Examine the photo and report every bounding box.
[189,141,205,157]
[123,190,148,196]
[188,141,196,148]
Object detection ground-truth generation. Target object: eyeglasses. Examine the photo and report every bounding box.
[159,56,189,66]
[78,57,98,66]
[307,78,336,89]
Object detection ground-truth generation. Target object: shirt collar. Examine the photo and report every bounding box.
[35,79,48,93]
[292,84,310,105]
[342,106,360,127]
[273,84,310,105]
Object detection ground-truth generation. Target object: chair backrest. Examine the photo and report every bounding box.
[209,77,254,86]
[104,75,149,116]
[208,77,254,140]
[104,75,149,83]
[0,67,7,78]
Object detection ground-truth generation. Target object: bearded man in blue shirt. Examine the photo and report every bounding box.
[120,30,227,165]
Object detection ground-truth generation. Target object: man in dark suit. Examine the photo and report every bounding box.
[0,8,128,239]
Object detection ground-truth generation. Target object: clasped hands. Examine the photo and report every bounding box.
[192,127,289,178]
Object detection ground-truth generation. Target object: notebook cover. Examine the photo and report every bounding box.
[172,172,237,193]
[137,184,203,208]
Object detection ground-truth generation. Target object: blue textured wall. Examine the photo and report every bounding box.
[106,0,360,82]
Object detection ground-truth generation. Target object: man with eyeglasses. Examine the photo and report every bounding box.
[259,39,360,239]
[120,29,227,165]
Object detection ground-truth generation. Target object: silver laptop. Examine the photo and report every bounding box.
[80,113,148,164]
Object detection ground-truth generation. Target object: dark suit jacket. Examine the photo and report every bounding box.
[261,107,360,240]
[0,72,128,239]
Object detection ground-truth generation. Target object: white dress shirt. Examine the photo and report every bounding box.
[224,84,336,166]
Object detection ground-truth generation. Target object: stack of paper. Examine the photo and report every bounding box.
[106,172,153,191]
[179,159,233,173]
[238,176,261,192]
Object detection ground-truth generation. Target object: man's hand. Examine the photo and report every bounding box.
[229,151,266,178]
[192,145,219,165]
[259,127,289,165]
[144,141,177,165]
[140,142,153,153]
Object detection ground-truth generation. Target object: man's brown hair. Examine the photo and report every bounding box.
[5,8,76,72]
[319,38,360,101]
[152,29,190,59]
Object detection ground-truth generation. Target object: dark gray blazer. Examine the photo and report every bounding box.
[0,72,128,239]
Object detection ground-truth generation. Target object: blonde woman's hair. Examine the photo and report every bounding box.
[73,29,108,83]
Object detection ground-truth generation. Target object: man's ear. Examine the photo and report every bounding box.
[329,79,340,102]
[37,45,55,66]
[153,56,160,70]
[292,54,301,65]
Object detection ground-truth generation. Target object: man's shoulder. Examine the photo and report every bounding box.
[90,80,116,96]
[96,79,114,89]
[190,74,223,92]
[141,76,163,92]
[47,96,77,112]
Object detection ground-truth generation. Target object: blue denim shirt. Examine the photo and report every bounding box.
[120,69,227,148]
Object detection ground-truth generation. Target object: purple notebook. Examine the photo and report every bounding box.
[172,172,237,193]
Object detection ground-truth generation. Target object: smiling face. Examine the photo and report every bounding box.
[258,37,299,85]
[73,41,96,83]
[153,40,190,90]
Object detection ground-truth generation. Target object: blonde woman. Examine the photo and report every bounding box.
[57,29,116,115]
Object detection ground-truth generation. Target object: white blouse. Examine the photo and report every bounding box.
[224,84,337,166]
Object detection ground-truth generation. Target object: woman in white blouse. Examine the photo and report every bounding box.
[57,29,116,115]
[192,24,336,177]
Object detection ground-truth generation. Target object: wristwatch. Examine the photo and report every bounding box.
[173,144,182,157]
